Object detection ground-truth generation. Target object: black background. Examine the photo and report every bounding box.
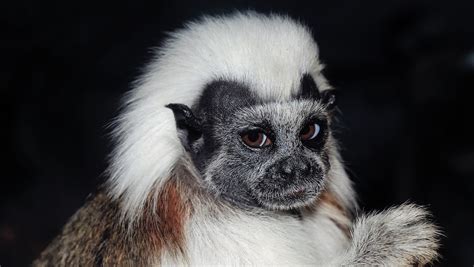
[2,0,474,266]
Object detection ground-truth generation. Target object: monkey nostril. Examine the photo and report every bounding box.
[282,166,293,175]
[302,163,311,174]
[278,161,294,177]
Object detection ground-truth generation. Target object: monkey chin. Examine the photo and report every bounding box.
[255,186,321,211]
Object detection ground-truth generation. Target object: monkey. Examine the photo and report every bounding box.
[34,12,440,266]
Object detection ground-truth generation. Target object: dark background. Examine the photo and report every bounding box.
[2,0,474,265]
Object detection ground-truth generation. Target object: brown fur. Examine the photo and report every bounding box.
[33,180,190,266]
[142,181,190,258]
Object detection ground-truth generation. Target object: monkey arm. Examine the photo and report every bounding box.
[331,203,441,266]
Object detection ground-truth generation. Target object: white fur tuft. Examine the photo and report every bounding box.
[106,12,332,221]
[334,203,441,265]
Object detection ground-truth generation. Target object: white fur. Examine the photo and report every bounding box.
[157,199,350,265]
[107,12,335,222]
[333,203,440,266]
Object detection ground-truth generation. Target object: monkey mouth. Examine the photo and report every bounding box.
[283,187,307,197]
[254,184,320,210]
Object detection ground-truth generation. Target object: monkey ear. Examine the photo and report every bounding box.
[320,89,337,111]
[298,74,337,111]
[166,103,202,149]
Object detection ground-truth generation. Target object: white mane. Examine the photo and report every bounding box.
[106,12,338,222]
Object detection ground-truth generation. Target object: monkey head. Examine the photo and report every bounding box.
[167,74,337,211]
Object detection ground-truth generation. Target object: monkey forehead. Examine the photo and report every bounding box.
[232,100,327,128]
[154,12,330,102]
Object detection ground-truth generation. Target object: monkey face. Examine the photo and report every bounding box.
[167,77,337,210]
[214,100,333,210]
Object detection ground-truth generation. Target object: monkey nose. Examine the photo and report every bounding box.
[281,158,299,174]
[278,159,311,178]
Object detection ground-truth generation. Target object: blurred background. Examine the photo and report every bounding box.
[2,0,474,265]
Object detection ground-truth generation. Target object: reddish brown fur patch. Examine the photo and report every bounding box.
[142,180,190,257]
[33,180,192,266]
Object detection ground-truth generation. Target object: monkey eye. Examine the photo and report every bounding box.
[241,130,272,148]
[301,123,320,141]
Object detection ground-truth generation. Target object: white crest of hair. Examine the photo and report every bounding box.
[106,11,337,222]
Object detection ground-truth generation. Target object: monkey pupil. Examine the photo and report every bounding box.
[248,131,260,142]
[302,125,310,134]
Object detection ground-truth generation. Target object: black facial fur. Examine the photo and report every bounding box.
[168,79,336,211]
[300,73,321,99]
[298,73,337,111]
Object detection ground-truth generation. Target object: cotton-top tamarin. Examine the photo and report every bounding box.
[34,12,440,266]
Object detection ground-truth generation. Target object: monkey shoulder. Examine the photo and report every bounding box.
[33,192,149,266]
